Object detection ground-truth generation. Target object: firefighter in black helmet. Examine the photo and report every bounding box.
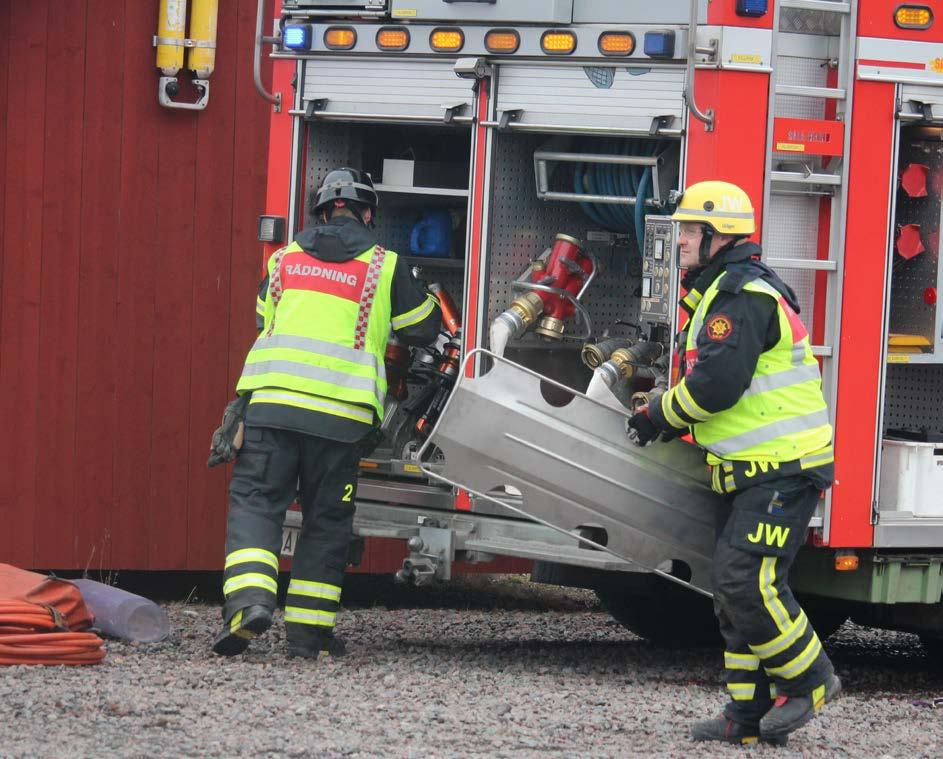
[211,167,440,659]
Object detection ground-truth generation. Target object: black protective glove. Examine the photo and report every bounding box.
[208,395,250,468]
[627,406,660,447]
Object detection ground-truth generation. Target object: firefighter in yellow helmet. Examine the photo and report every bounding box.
[627,181,840,744]
[210,168,440,659]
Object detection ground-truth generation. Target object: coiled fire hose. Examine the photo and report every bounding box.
[0,599,105,665]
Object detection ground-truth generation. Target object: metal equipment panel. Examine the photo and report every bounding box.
[494,65,685,134]
[883,365,943,433]
[390,0,572,23]
[302,58,475,121]
[484,132,644,345]
[419,351,722,596]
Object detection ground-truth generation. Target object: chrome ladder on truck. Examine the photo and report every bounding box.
[760,0,858,543]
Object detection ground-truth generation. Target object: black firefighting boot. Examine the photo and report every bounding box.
[287,630,348,660]
[212,605,273,657]
[691,717,788,746]
[760,674,842,740]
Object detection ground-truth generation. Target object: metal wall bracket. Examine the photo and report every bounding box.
[158,77,210,111]
[498,108,524,130]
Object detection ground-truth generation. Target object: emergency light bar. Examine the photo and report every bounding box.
[283,24,313,51]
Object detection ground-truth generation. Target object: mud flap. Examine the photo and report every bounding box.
[418,350,724,597]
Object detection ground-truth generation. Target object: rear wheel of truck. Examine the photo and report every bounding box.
[596,578,848,648]
[596,575,722,647]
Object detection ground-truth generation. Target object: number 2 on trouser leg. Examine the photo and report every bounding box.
[285,442,359,649]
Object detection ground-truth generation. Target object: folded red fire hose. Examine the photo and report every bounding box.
[0,564,105,665]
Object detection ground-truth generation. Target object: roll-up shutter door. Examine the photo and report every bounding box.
[494,65,685,135]
[302,58,475,123]
[900,84,943,124]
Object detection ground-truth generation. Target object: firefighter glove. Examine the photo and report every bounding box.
[208,394,250,468]
[627,406,659,447]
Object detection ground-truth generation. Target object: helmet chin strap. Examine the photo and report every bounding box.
[698,226,714,267]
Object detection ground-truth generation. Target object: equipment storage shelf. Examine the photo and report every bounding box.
[885,126,943,365]
[301,120,471,299]
[483,129,680,390]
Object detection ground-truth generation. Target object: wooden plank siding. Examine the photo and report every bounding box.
[0,0,270,569]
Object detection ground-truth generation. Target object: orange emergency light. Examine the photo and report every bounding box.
[598,32,635,56]
[895,5,933,29]
[376,27,409,51]
[485,30,520,54]
[430,28,464,52]
[324,27,357,50]
[541,31,576,55]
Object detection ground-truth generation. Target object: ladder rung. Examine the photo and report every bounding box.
[765,257,838,272]
[770,170,842,186]
[811,345,833,358]
[780,0,851,13]
[776,84,847,100]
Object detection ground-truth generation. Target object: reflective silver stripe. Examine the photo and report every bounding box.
[241,359,380,399]
[392,295,437,331]
[223,573,278,596]
[750,611,809,660]
[284,606,336,627]
[250,391,373,423]
[224,548,279,572]
[250,334,379,370]
[674,207,755,220]
[724,652,760,671]
[707,410,831,456]
[742,364,822,398]
[726,683,757,700]
[765,635,823,679]
[800,449,834,469]
[288,579,342,602]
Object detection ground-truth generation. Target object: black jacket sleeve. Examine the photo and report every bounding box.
[256,275,268,334]
[650,289,779,432]
[390,258,442,346]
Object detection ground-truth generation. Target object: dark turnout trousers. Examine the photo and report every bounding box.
[222,426,360,644]
[712,475,834,724]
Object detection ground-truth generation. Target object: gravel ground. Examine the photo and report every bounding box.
[2,575,942,758]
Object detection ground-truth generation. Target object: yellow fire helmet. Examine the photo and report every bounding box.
[671,180,756,236]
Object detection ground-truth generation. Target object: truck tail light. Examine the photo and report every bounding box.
[282,24,313,51]
[376,27,409,51]
[485,29,520,54]
[598,32,635,56]
[895,5,933,28]
[324,27,356,50]
[541,30,576,55]
[430,28,464,52]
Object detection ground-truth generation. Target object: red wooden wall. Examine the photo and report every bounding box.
[0,0,271,570]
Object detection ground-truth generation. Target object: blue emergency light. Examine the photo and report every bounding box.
[283,24,313,51]
[643,31,675,59]
[736,0,769,17]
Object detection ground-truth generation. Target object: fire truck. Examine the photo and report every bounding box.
[254,0,943,649]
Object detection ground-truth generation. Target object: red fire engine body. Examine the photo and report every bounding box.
[257,0,943,646]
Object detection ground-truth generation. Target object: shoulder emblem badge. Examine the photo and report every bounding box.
[706,314,733,342]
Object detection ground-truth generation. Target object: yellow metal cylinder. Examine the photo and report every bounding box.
[187,0,219,79]
[156,0,188,77]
